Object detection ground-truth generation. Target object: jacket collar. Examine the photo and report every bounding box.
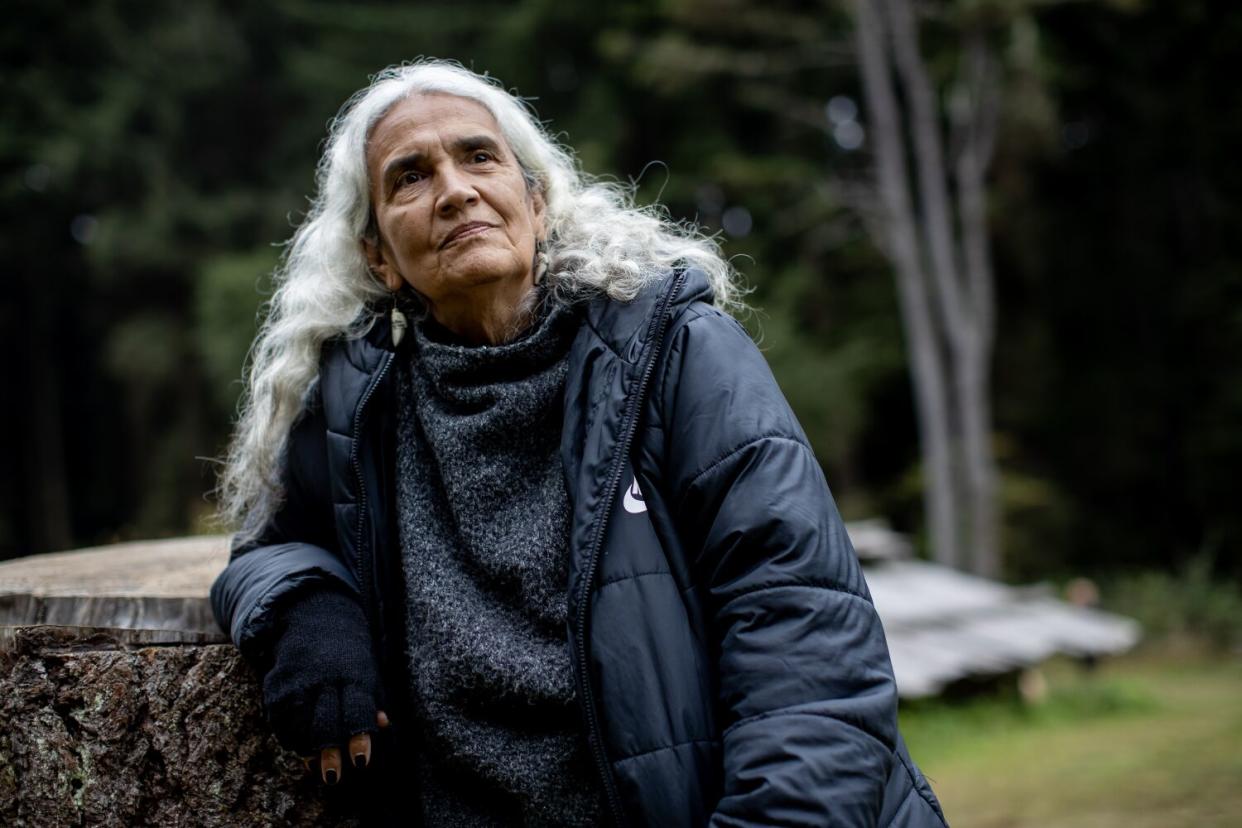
[579,266,715,362]
[318,266,716,433]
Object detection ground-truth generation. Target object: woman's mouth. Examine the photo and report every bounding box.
[440,222,494,249]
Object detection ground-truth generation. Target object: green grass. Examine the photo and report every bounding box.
[899,653,1242,827]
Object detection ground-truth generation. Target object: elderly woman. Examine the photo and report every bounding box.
[210,61,946,827]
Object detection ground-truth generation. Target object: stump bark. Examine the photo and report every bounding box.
[0,537,363,826]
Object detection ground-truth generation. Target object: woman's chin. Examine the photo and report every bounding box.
[439,250,529,290]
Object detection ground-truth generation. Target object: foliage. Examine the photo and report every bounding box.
[1102,556,1242,651]
[194,248,280,417]
[2,0,1241,587]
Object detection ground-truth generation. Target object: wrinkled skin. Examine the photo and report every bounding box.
[363,92,546,345]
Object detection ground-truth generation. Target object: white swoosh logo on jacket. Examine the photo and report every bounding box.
[623,475,647,514]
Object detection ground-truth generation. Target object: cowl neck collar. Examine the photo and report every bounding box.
[408,288,581,402]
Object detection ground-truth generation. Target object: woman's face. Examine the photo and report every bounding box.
[363,93,544,317]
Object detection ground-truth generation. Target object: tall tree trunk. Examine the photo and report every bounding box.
[958,349,999,576]
[853,0,1002,574]
[954,31,1001,577]
[855,0,961,567]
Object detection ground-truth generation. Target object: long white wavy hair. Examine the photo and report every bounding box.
[218,59,744,539]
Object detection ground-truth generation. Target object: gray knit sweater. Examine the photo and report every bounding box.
[394,295,605,826]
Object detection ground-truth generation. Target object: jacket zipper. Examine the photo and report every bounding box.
[574,269,690,826]
[350,350,395,629]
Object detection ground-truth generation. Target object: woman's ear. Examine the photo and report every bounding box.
[530,188,548,240]
[361,236,404,292]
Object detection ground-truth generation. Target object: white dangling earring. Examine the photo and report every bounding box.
[390,295,408,347]
[534,250,548,286]
[533,240,550,285]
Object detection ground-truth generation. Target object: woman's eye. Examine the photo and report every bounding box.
[397,170,423,188]
[471,151,494,164]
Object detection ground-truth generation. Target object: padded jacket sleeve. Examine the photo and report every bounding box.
[657,306,900,827]
[209,389,362,673]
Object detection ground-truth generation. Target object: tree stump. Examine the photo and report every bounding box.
[0,537,355,826]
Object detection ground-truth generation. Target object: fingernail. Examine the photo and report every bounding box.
[325,768,338,785]
[354,752,368,768]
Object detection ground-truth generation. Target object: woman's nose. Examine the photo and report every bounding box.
[436,165,479,215]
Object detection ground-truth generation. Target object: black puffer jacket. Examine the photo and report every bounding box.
[210,267,948,827]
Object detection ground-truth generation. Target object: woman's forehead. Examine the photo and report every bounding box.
[368,93,503,158]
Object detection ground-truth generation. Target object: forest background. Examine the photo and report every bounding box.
[3,0,1240,593]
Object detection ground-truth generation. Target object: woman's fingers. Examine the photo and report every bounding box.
[306,709,389,783]
[348,732,371,768]
[320,745,342,785]
[344,707,388,771]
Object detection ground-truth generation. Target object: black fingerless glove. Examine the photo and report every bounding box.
[261,586,384,755]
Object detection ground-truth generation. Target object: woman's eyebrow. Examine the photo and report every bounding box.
[382,151,427,190]
[453,135,503,156]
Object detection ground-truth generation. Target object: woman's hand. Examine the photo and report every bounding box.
[262,586,387,785]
